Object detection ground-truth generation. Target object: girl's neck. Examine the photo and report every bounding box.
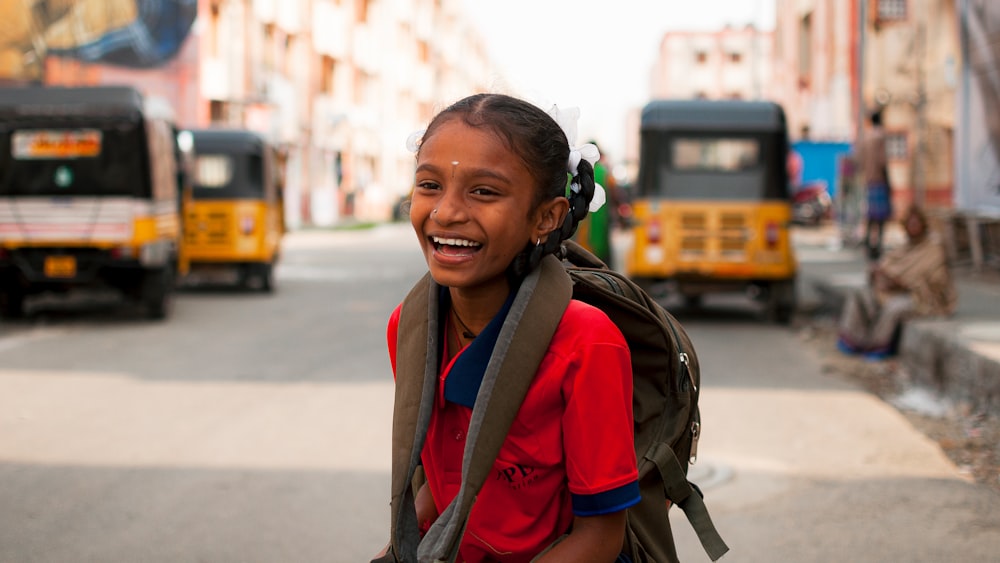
[448,284,511,336]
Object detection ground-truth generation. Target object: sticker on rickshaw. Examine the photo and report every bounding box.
[12,129,102,159]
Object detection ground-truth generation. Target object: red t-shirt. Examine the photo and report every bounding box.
[387,299,639,562]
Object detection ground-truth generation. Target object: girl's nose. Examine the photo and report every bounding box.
[431,191,467,225]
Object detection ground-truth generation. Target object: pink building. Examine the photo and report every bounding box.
[651,25,774,102]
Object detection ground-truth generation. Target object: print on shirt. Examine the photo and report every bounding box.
[495,462,539,491]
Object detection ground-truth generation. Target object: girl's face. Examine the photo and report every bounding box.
[411,119,566,295]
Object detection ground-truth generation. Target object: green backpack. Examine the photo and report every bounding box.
[376,241,728,563]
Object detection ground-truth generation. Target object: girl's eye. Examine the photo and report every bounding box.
[471,185,497,196]
[416,180,440,191]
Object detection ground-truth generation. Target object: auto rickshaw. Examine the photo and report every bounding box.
[179,129,284,291]
[0,85,187,319]
[625,99,797,323]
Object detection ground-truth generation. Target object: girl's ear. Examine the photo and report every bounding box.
[534,197,570,243]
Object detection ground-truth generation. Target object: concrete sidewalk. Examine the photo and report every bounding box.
[795,224,1000,418]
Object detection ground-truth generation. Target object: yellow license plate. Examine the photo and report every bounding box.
[44,255,77,278]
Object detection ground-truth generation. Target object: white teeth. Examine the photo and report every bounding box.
[432,236,481,247]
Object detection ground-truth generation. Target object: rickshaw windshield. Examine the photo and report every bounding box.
[0,120,151,198]
[191,152,264,200]
[639,131,788,201]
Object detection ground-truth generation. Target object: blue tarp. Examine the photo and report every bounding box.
[791,141,853,197]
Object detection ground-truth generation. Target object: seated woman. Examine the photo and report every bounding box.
[837,205,957,358]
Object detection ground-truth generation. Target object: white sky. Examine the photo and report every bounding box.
[458,0,776,162]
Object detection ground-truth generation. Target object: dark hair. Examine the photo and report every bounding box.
[418,93,596,277]
[900,204,928,237]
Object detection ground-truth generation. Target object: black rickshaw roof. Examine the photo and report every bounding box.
[641,99,787,133]
[186,128,269,154]
[0,85,146,118]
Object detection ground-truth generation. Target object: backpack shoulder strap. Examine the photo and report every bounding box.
[420,254,573,563]
[379,272,439,562]
[386,256,573,563]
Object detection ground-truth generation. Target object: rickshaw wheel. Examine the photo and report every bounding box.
[259,262,275,293]
[767,280,797,325]
[240,263,275,293]
[0,288,25,319]
[682,293,704,309]
[141,266,174,320]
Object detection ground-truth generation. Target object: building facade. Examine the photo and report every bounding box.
[43,0,497,227]
[773,0,961,212]
[651,25,774,102]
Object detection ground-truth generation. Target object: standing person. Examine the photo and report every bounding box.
[858,108,892,260]
[574,142,616,265]
[836,205,956,359]
[374,93,638,562]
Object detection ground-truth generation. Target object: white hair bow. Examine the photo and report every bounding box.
[545,104,605,212]
[405,129,425,153]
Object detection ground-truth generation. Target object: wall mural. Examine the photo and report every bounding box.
[0,0,197,82]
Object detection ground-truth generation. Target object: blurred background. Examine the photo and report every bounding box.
[1,2,999,561]
[2,0,996,235]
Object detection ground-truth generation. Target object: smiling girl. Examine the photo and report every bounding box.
[376,93,638,563]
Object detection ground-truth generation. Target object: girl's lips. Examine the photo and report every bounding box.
[436,244,480,257]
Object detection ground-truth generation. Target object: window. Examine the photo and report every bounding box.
[886,132,908,160]
[877,0,907,21]
[798,13,812,86]
[209,100,227,124]
[1,125,146,197]
[695,51,708,64]
[356,0,370,23]
[417,40,429,64]
[194,155,234,188]
[672,138,760,172]
[728,52,743,63]
[354,69,370,104]
[320,55,336,95]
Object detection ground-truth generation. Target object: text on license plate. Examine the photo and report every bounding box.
[44,256,76,278]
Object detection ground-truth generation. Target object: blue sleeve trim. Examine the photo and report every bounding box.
[571,480,641,516]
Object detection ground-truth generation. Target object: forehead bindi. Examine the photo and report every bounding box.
[421,123,533,186]
[423,122,508,163]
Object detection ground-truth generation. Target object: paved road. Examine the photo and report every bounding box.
[0,224,997,562]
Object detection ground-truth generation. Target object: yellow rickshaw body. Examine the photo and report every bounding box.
[180,129,285,290]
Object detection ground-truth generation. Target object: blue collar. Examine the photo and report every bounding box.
[441,287,517,408]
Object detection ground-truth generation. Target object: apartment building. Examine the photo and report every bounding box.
[651,25,774,102]
[772,0,856,142]
[43,0,496,227]
[773,0,961,211]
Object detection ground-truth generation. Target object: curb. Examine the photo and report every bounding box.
[899,320,1000,416]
